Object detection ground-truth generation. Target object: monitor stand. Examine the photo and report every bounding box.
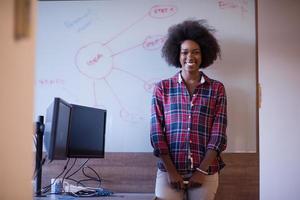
[35,116,46,197]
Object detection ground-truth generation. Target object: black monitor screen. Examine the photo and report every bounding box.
[44,98,71,161]
[68,104,106,158]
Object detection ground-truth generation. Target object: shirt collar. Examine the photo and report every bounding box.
[177,71,207,84]
[178,72,183,83]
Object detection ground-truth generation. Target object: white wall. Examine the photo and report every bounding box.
[0,0,36,199]
[258,0,300,199]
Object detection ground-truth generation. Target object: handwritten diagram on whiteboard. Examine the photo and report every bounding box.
[36,0,256,152]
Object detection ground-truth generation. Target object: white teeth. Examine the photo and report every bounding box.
[186,63,194,66]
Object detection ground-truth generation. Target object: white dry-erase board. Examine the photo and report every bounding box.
[35,0,256,152]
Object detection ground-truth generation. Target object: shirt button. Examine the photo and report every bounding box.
[188,128,190,131]
[191,103,194,107]
[189,115,191,119]
[190,140,192,143]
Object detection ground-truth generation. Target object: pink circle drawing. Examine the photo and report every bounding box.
[143,35,166,50]
[75,42,114,80]
[148,5,177,18]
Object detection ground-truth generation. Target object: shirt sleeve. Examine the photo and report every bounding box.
[150,82,169,157]
[207,83,227,154]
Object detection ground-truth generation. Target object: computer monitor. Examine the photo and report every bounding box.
[44,97,107,161]
[68,104,106,158]
[39,98,106,196]
[44,97,71,161]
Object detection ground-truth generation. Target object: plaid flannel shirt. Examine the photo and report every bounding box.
[150,71,227,175]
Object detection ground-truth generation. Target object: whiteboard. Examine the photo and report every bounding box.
[35,0,256,152]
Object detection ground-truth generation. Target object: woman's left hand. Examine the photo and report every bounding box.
[188,171,205,188]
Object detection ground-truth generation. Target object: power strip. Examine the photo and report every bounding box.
[64,184,87,193]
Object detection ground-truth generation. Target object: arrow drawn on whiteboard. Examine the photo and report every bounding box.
[103,78,125,111]
[103,13,148,46]
[111,43,144,57]
[111,35,166,57]
[103,4,177,45]
[103,78,144,122]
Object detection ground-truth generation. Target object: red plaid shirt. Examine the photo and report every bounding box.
[150,71,227,175]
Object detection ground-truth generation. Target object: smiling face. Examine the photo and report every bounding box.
[179,40,202,74]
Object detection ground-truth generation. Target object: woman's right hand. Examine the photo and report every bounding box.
[167,170,184,190]
[159,154,184,190]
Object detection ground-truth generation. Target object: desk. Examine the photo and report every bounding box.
[34,193,154,200]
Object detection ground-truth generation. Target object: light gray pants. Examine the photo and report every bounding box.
[155,169,219,200]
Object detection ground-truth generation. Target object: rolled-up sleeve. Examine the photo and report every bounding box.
[150,83,169,157]
[207,84,227,154]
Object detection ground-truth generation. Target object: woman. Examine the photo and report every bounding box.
[150,20,227,200]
